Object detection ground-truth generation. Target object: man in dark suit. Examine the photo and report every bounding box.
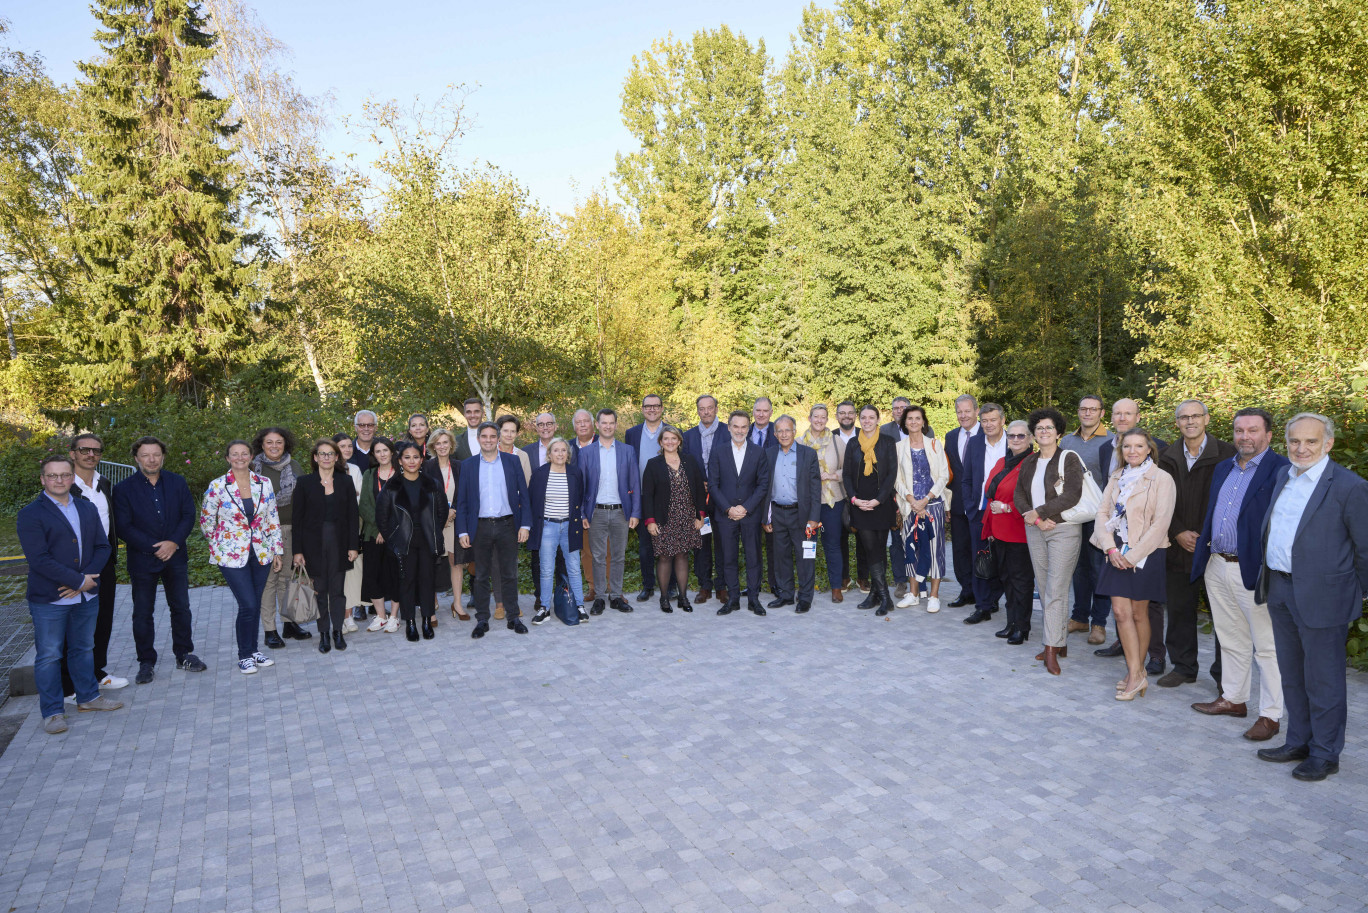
[1254,412,1368,781]
[454,398,485,462]
[750,397,781,596]
[879,397,910,439]
[349,410,378,473]
[456,422,533,638]
[626,394,675,601]
[114,435,204,684]
[961,403,1006,624]
[67,433,127,690]
[568,408,598,598]
[709,410,771,615]
[579,409,641,614]
[522,412,559,471]
[943,395,980,608]
[1157,399,1236,688]
[1189,407,1289,740]
[682,394,726,604]
[17,454,123,734]
[762,416,822,612]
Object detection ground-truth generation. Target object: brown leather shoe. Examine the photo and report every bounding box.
[716,587,729,605]
[1042,645,1062,675]
[494,604,505,620]
[842,577,852,591]
[1034,646,1067,661]
[695,588,711,605]
[831,587,843,604]
[1087,625,1106,645]
[857,578,870,593]
[1191,697,1248,717]
[1244,717,1280,741]
[1067,619,1089,634]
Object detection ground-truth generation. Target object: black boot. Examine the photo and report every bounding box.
[659,592,673,614]
[874,579,895,616]
[318,632,331,654]
[405,619,420,642]
[856,585,879,610]
[1007,627,1027,645]
[421,619,435,639]
[333,630,347,651]
[995,621,1014,638]
[283,620,312,640]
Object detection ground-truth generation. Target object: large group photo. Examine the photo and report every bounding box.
[2,0,1367,910]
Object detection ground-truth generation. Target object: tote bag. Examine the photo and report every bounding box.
[283,566,319,624]
[1058,450,1103,525]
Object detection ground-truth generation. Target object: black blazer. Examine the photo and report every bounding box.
[842,434,898,530]
[528,463,585,552]
[642,452,707,529]
[422,455,461,515]
[375,472,445,560]
[291,472,359,572]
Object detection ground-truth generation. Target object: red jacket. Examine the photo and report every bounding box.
[981,457,1027,543]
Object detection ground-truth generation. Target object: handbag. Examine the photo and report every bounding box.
[1059,450,1103,525]
[283,565,319,624]
[973,544,994,579]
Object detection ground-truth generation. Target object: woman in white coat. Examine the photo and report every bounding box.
[894,406,950,612]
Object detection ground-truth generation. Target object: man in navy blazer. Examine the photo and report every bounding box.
[113,435,202,683]
[710,410,772,615]
[18,455,123,733]
[944,395,980,608]
[682,394,726,604]
[1189,408,1289,740]
[762,416,822,612]
[960,403,1006,623]
[578,409,641,613]
[625,394,676,601]
[1254,413,1368,781]
[457,422,533,637]
[522,412,558,471]
[749,397,782,596]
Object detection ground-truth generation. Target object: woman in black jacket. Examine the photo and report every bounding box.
[291,439,359,652]
[375,441,446,642]
[641,426,707,614]
[842,405,899,613]
[423,429,468,623]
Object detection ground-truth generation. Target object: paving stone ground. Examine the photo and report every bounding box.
[0,575,1364,913]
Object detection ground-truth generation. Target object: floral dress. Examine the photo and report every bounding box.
[656,463,702,557]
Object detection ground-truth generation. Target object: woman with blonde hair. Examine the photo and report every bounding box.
[424,428,469,622]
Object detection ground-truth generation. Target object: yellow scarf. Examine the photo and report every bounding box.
[858,430,880,476]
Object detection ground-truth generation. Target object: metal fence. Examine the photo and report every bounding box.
[97,460,137,485]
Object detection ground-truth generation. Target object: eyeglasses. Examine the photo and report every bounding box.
[355,422,376,429]
[74,446,103,455]
[1177,414,1206,422]
[44,472,74,481]
[1006,433,1029,440]
[316,452,337,459]
[535,421,556,428]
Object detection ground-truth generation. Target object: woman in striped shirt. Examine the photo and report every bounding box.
[528,439,586,625]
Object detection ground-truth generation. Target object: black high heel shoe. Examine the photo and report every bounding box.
[405,619,420,642]
[659,593,673,614]
[333,630,346,651]
[421,619,435,639]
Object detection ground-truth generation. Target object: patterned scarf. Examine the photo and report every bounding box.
[858,430,880,476]
[252,452,297,508]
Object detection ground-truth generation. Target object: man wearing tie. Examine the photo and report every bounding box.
[750,397,781,595]
[626,394,674,602]
[1254,413,1368,781]
[456,422,532,638]
[762,416,822,613]
[682,394,725,604]
[710,410,771,616]
[943,395,980,608]
[960,403,1006,624]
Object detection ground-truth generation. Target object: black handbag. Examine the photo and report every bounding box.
[973,544,994,579]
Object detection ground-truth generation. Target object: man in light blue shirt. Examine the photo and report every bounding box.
[761,417,822,612]
[1264,453,1329,573]
[457,423,531,638]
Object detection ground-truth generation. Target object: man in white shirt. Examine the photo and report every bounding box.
[683,395,725,603]
[834,400,863,591]
[69,434,128,690]
[946,394,981,608]
[963,404,1006,624]
[455,398,485,461]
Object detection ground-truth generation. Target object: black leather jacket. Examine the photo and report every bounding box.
[374,472,445,559]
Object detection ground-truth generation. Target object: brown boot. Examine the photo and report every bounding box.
[1034,646,1066,661]
[695,588,711,605]
[1042,645,1062,675]
[494,603,505,620]
[1087,625,1106,645]
[831,587,843,604]
[1067,619,1089,634]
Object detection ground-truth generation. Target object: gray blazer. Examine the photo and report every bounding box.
[1256,458,1368,626]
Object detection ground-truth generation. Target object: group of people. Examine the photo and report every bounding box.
[17,392,1367,785]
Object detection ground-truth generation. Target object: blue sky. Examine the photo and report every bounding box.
[6,0,810,216]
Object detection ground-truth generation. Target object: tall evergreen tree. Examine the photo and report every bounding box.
[68,0,256,402]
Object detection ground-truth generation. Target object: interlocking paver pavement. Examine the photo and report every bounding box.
[0,576,1364,913]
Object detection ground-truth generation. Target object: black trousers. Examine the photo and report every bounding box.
[771,506,816,605]
[994,539,1035,634]
[314,521,349,634]
[1164,570,1222,681]
[949,509,974,596]
[763,528,778,593]
[853,528,887,593]
[716,513,763,606]
[693,506,725,591]
[130,562,193,666]
[396,548,435,623]
[473,516,520,620]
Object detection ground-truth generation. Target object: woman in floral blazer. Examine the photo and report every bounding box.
[200,440,285,674]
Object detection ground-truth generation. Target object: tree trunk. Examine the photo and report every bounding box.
[0,274,17,360]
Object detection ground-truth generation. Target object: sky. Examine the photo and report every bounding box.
[5,0,812,216]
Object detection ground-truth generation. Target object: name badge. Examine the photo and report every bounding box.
[700,517,712,536]
[802,540,817,560]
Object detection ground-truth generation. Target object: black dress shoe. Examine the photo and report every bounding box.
[1292,758,1339,781]
[637,588,654,602]
[963,609,993,625]
[1095,640,1125,657]
[283,621,312,640]
[1146,658,1165,675]
[716,603,735,616]
[1007,629,1027,645]
[768,597,794,609]
[1258,744,1311,763]
[405,620,420,642]
[264,631,286,649]
[508,619,528,634]
[749,603,766,616]
[421,620,435,640]
[948,594,974,608]
[590,599,606,616]
[612,597,633,613]
[319,635,332,653]
[135,662,155,685]
[471,622,489,639]
[333,631,347,651]
[795,603,810,613]
[994,623,1014,638]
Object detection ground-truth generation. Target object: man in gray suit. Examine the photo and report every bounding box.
[1256,413,1368,781]
[762,416,823,613]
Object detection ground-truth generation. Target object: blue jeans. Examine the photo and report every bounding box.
[220,557,271,659]
[818,502,846,587]
[539,521,585,608]
[1070,522,1112,627]
[32,598,99,719]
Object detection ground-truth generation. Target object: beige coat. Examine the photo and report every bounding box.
[1090,463,1176,563]
[799,428,847,506]
[895,436,951,512]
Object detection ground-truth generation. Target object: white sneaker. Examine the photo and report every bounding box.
[897,592,920,608]
[926,597,941,614]
[342,617,359,634]
[251,652,274,667]
[383,617,399,633]
[99,674,130,689]
[367,616,384,632]
[238,658,258,674]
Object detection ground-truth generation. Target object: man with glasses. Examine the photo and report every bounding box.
[67,434,128,690]
[1061,395,1112,643]
[626,395,674,601]
[524,413,559,470]
[835,400,861,591]
[349,411,378,473]
[18,455,124,734]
